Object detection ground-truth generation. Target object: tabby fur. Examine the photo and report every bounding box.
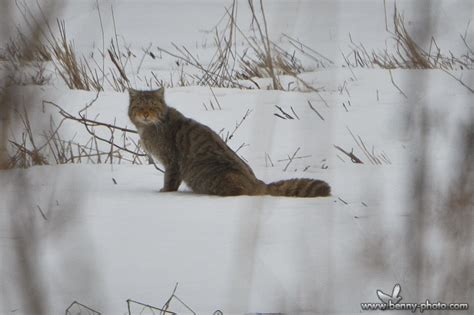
[128,88,330,197]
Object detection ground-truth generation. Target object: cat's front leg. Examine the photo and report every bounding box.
[160,164,182,192]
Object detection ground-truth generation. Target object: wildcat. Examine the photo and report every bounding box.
[128,88,330,197]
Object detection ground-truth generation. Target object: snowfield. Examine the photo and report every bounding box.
[1,0,473,314]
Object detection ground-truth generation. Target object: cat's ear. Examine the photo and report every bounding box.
[128,88,139,98]
[154,87,165,98]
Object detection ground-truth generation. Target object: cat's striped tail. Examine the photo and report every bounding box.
[266,178,330,197]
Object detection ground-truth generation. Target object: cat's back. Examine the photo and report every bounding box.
[171,109,256,180]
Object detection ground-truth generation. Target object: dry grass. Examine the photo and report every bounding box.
[7,98,157,170]
[3,29,52,63]
[5,2,134,92]
[343,5,473,70]
[156,0,331,91]
[5,60,52,86]
[6,1,470,94]
[334,127,391,165]
[3,0,333,92]
[49,20,101,91]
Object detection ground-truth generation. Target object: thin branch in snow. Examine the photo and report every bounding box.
[36,205,48,221]
[277,154,311,162]
[388,69,408,99]
[223,109,253,143]
[308,100,325,120]
[441,68,474,93]
[127,299,175,315]
[274,105,294,119]
[334,145,363,164]
[209,86,223,110]
[338,197,349,205]
[283,147,300,171]
[65,301,101,315]
[265,152,274,167]
[290,106,300,120]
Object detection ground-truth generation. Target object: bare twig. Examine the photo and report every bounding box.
[274,105,294,120]
[388,69,408,98]
[36,205,48,221]
[265,152,274,167]
[277,154,311,162]
[283,147,300,171]
[209,86,223,110]
[308,100,325,121]
[334,145,363,164]
[41,99,165,172]
[162,283,196,315]
[224,109,253,142]
[290,106,300,120]
[65,301,101,315]
[127,299,175,315]
[440,68,474,93]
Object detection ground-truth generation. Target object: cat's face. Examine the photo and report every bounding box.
[128,88,167,126]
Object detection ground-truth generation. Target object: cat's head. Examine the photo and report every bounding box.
[128,88,168,126]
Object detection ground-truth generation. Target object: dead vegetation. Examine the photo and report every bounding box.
[6,95,160,170]
[1,1,472,314]
[65,301,101,315]
[334,127,391,165]
[3,0,471,94]
[343,5,474,71]
[4,0,330,92]
[156,0,332,91]
[1,1,470,169]
[4,1,132,92]
[65,283,223,315]
[3,29,52,63]
[49,20,102,91]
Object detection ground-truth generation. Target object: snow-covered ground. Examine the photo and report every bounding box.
[1,1,472,314]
